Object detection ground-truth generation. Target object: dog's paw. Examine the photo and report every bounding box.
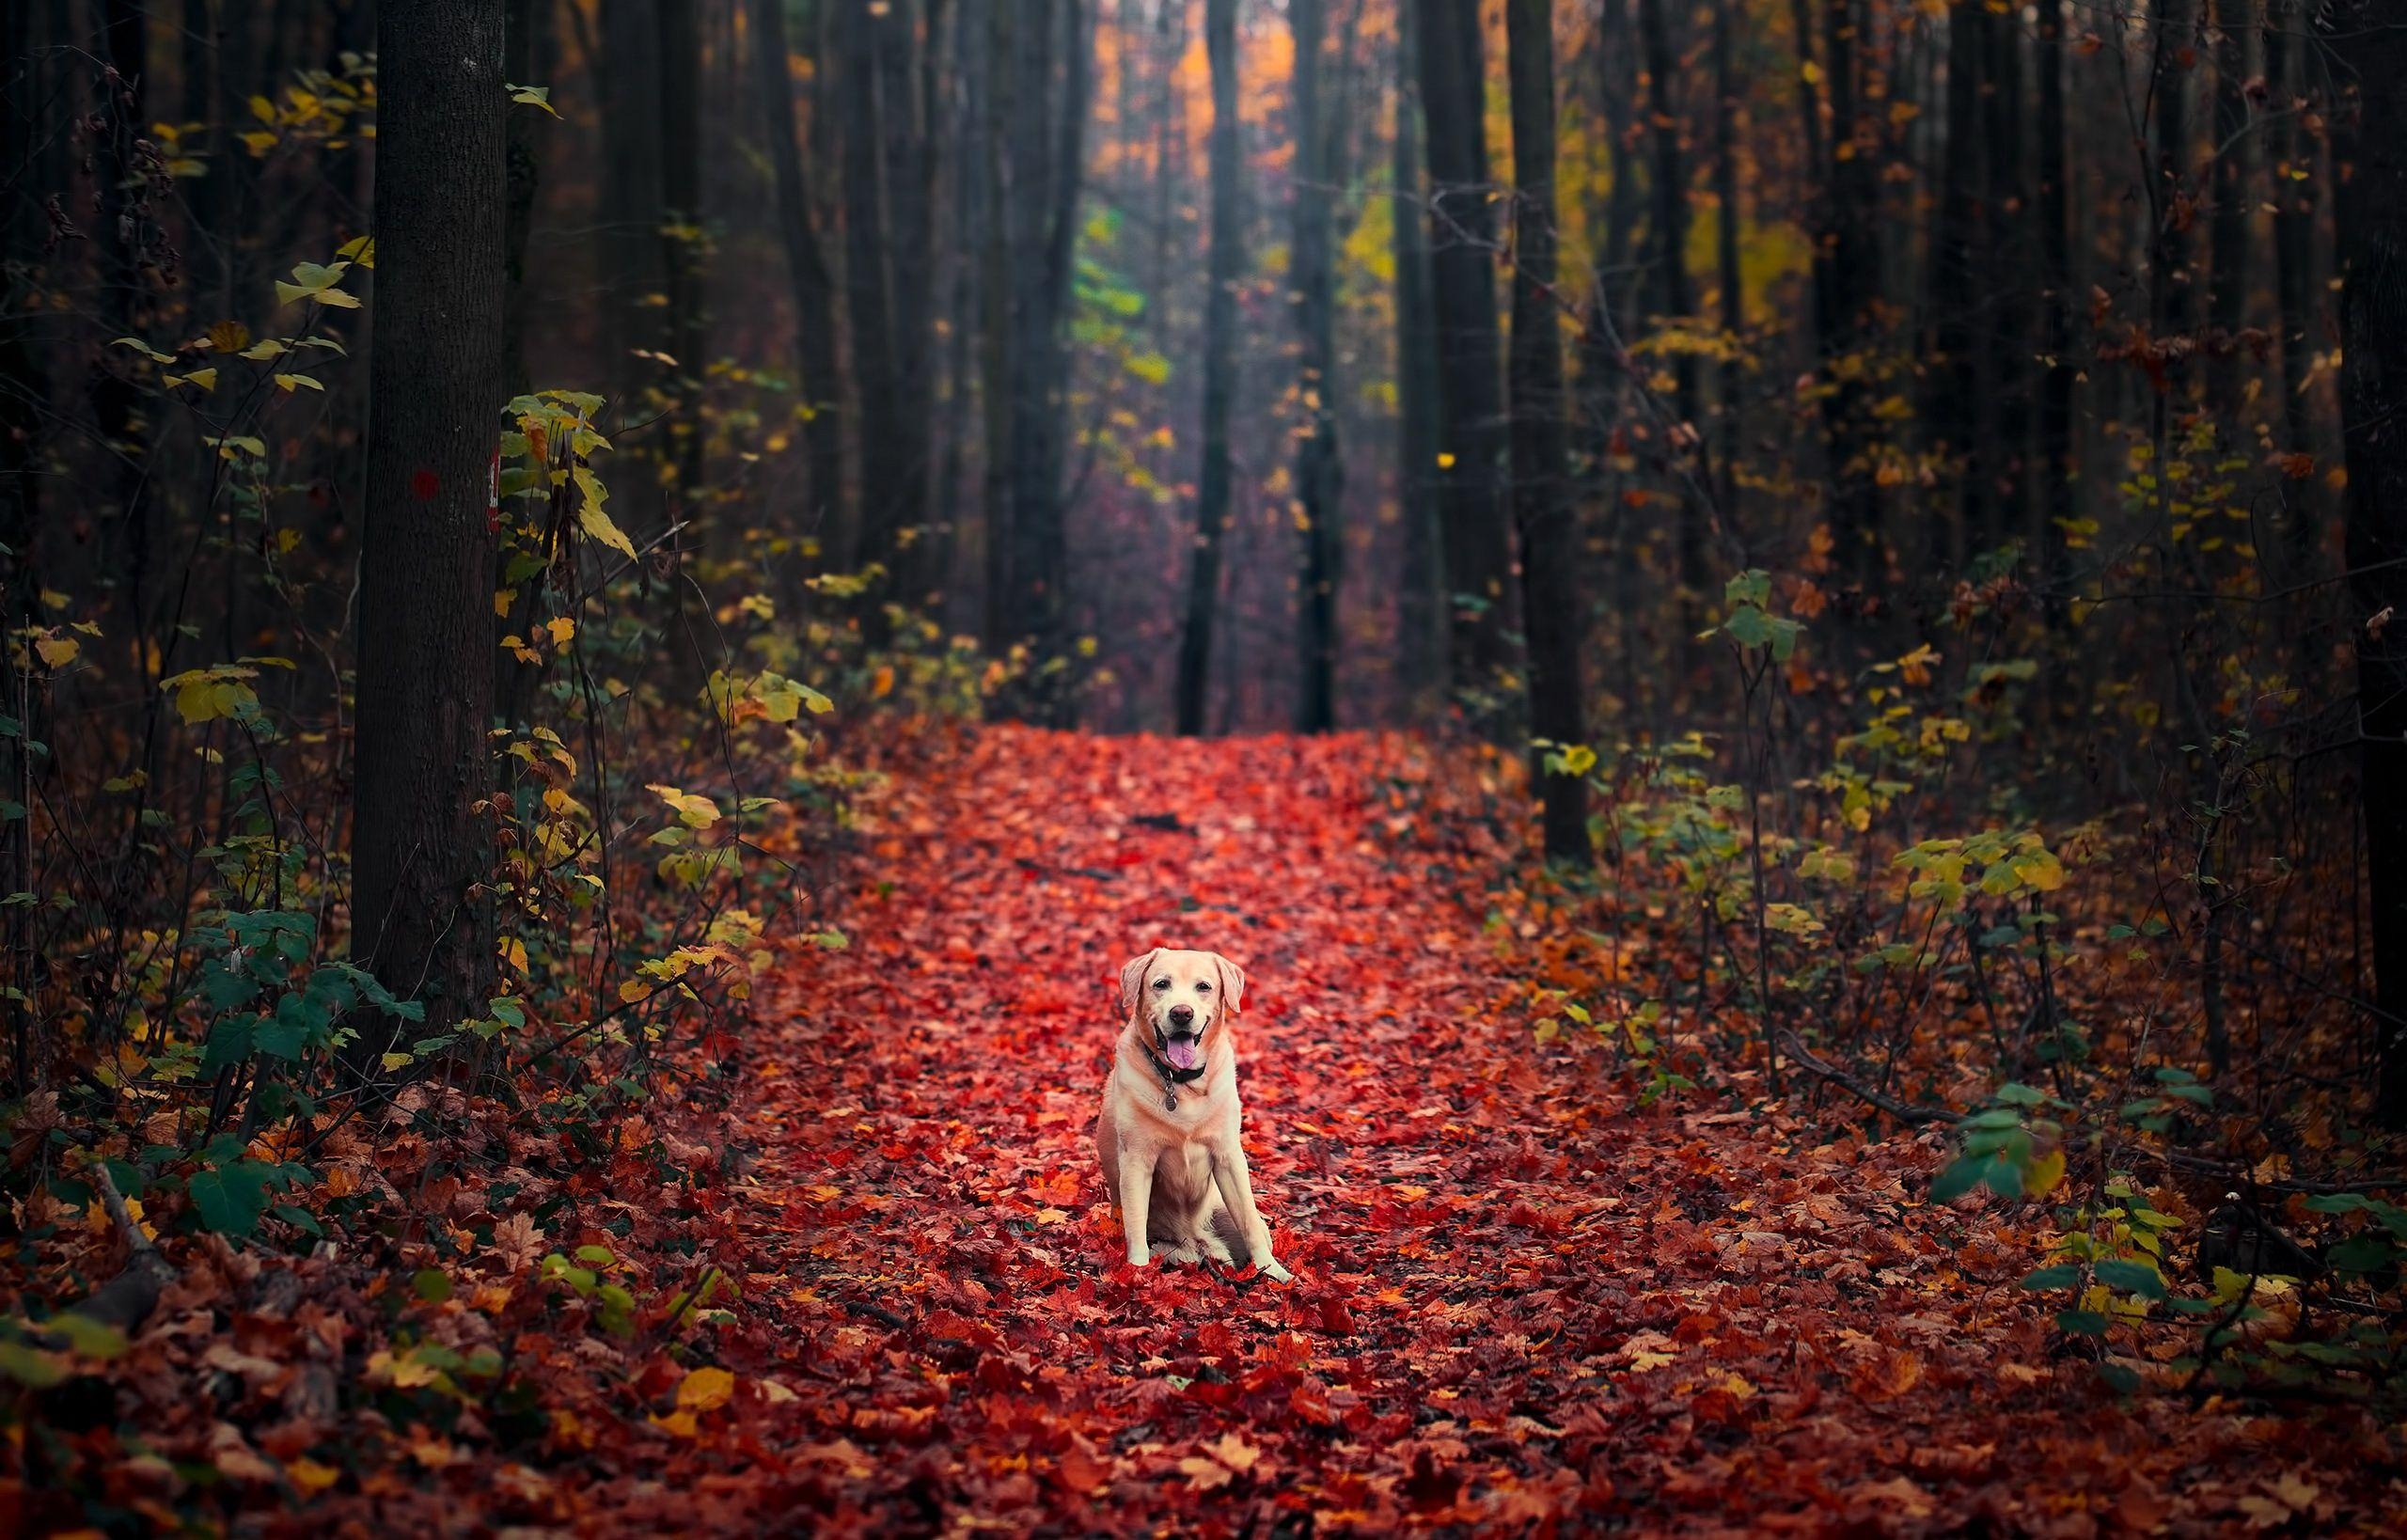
[1260,1258,1294,1284]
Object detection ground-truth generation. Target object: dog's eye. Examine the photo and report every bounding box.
[1151,977,1170,991]
[1196,982,1212,993]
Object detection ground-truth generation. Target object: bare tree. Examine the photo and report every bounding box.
[2333,0,2407,1125]
[1175,0,1241,735]
[354,0,508,1039]
[1507,0,1588,862]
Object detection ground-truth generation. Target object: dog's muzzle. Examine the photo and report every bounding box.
[1159,1010,1206,1072]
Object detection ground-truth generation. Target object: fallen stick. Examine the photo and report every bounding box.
[1774,1029,1956,1126]
[67,1164,180,1334]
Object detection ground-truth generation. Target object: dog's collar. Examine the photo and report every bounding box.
[1138,1023,1208,1109]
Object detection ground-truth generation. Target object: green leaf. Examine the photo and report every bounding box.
[0,1340,70,1388]
[2093,1259,2166,1300]
[2018,1264,2082,1291]
[187,1160,275,1238]
[413,1268,453,1303]
[51,1313,129,1359]
[2055,1309,2110,1337]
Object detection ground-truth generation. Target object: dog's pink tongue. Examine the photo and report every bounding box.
[1165,1037,1204,1071]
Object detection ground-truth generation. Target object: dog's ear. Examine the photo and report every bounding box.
[1117,949,1161,1018]
[1212,953,1247,1015]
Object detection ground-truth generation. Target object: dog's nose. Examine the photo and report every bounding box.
[1169,1003,1195,1028]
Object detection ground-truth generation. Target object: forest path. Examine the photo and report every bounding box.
[718,727,2295,1535]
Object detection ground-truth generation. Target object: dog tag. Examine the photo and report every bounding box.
[1164,1092,1178,1111]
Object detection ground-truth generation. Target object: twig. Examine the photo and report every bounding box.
[1773,1029,1956,1125]
[66,1163,180,1333]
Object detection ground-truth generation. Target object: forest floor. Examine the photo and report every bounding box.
[686,727,2400,1536]
[34,728,2407,1537]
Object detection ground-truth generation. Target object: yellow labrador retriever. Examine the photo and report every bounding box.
[1093,948,1292,1281]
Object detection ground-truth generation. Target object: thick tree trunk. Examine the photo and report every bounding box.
[750,0,851,565]
[2333,0,2407,1126]
[354,0,507,1039]
[1,0,44,1092]
[1507,0,1588,863]
[985,0,1088,721]
[1175,0,1241,736]
[1412,0,1517,710]
[838,0,939,605]
[1291,0,1344,732]
[1392,0,1446,715]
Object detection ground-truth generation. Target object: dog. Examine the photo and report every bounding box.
[1093,947,1292,1281]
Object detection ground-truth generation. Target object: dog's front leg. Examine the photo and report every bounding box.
[1114,1143,1155,1267]
[1207,1141,1292,1283]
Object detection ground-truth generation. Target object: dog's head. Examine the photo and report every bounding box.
[1117,948,1246,1072]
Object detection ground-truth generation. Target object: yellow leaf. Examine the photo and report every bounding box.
[2010,849,2066,892]
[676,1365,737,1413]
[2024,1148,2067,1197]
[574,480,639,559]
[286,1458,341,1496]
[545,617,576,647]
[645,782,720,828]
[207,321,252,353]
[1435,451,1456,469]
[34,635,77,668]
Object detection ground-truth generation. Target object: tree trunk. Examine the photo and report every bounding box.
[838,0,940,605]
[2265,0,2320,568]
[1412,0,1516,710]
[750,0,851,567]
[985,0,1088,722]
[2207,0,2256,416]
[2150,0,2195,354]
[1392,0,1446,715]
[1927,0,1983,569]
[1711,0,1745,531]
[599,0,669,530]
[2037,0,2077,622]
[2333,0,2407,1125]
[1175,0,1241,736]
[1291,0,1344,732]
[354,0,507,1039]
[656,0,706,526]
[502,0,548,401]
[1638,0,1705,621]
[1820,0,1881,585]
[1982,6,2030,557]
[1507,0,1588,862]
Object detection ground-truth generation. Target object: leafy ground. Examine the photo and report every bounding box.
[16,727,2406,1535]
[700,728,2399,1535]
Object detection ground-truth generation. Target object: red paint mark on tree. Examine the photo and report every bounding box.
[410,469,441,501]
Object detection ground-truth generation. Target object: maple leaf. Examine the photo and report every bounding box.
[490,1211,545,1271]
